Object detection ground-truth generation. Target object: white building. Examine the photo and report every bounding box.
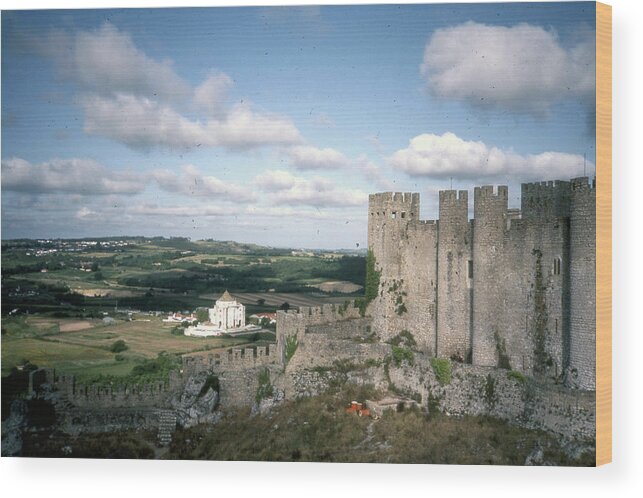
[208,290,245,330]
[185,290,255,337]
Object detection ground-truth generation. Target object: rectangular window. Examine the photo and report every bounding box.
[467,260,473,279]
[401,212,406,219]
[391,212,397,219]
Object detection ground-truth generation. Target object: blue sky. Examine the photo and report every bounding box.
[1,3,596,248]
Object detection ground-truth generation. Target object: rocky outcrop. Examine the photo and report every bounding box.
[1,399,28,456]
[169,371,220,427]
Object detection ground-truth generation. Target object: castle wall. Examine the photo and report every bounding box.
[51,369,183,409]
[387,359,595,442]
[521,180,571,221]
[215,365,281,408]
[182,344,279,375]
[501,217,569,377]
[368,192,438,354]
[276,302,364,362]
[305,317,372,340]
[437,190,472,360]
[569,177,597,389]
[471,185,509,367]
[369,179,594,390]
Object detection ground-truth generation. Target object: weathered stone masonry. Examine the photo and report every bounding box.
[368,178,596,390]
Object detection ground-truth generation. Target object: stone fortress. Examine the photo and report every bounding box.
[14,177,596,453]
[367,176,596,391]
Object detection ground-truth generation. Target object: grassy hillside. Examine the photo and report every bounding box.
[19,383,595,465]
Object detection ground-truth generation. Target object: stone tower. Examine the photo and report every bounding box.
[367,192,438,354]
[367,178,596,391]
[568,177,597,390]
[437,190,472,361]
[471,185,508,367]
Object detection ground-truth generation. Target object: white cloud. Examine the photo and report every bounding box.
[49,23,190,102]
[285,145,351,170]
[128,204,235,218]
[254,170,367,207]
[254,169,298,191]
[193,72,233,118]
[421,22,595,114]
[39,23,302,151]
[355,154,397,191]
[81,94,302,150]
[153,164,256,202]
[75,207,99,220]
[389,132,589,181]
[244,205,330,220]
[1,157,144,195]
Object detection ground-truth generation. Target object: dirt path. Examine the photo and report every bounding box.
[59,321,93,332]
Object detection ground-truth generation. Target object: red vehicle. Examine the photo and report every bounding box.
[345,401,370,417]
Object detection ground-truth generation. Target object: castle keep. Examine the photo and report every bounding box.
[367,177,596,390]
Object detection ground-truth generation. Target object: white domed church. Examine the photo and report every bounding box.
[185,290,255,337]
[208,290,245,329]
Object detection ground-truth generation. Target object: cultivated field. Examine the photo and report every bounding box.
[1,237,365,382]
[1,315,271,381]
[200,292,350,308]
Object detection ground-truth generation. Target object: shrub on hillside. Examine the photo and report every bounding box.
[110,340,128,353]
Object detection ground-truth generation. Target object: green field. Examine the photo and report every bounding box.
[1,314,274,381]
[1,237,365,382]
[2,237,365,314]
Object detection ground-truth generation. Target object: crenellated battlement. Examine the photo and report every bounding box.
[277,301,363,335]
[182,344,279,374]
[475,185,508,199]
[521,180,571,220]
[570,176,596,193]
[439,189,468,204]
[369,191,419,204]
[368,192,420,221]
[28,368,182,409]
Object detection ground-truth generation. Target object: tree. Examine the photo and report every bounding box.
[256,298,266,306]
[110,340,128,353]
[195,308,210,323]
[279,302,290,311]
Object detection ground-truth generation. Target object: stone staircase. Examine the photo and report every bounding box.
[156,409,177,446]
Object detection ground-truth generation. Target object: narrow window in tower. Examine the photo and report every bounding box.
[468,260,473,279]
[553,257,561,275]
[391,212,397,219]
[401,212,406,219]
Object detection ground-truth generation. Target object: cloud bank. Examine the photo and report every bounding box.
[43,23,302,151]
[285,145,351,170]
[255,170,368,207]
[421,22,595,114]
[1,157,144,195]
[152,165,255,202]
[389,132,589,181]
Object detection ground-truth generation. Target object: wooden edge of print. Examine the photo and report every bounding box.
[595,1,612,467]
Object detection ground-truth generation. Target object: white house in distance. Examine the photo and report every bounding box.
[185,290,255,337]
[208,290,245,329]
